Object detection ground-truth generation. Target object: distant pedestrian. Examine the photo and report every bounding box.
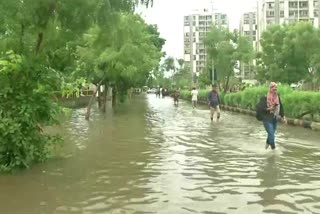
[173,89,180,106]
[257,82,287,150]
[208,84,221,121]
[191,87,198,108]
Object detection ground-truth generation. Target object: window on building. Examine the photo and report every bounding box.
[314,1,319,7]
[184,21,190,26]
[268,2,274,8]
[314,9,318,17]
[280,10,284,17]
[289,11,298,17]
[193,21,196,26]
[193,55,196,60]
[244,31,250,35]
[244,20,250,24]
[289,1,298,8]
[299,10,309,17]
[266,10,275,17]
[299,1,308,8]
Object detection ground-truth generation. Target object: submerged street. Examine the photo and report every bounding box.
[1,94,320,214]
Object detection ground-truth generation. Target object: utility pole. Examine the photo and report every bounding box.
[211,59,215,85]
[210,0,216,85]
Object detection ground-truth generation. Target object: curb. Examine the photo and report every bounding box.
[187,98,320,131]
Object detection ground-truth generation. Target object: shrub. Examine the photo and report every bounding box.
[181,86,320,122]
[0,52,62,172]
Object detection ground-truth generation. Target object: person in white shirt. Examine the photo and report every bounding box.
[191,87,198,108]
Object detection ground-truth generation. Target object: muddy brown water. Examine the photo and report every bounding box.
[1,94,320,214]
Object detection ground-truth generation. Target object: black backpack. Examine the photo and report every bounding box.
[255,96,265,121]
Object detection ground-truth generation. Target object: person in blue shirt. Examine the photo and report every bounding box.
[208,85,221,121]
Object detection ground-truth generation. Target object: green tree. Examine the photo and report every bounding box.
[0,0,158,171]
[257,22,320,87]
[206,27,253,92]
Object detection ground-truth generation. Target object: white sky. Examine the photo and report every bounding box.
[137,0,257,59]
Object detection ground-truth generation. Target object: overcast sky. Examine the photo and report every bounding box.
[137,0,257,59]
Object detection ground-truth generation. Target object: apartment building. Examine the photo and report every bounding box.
[239,12,258,79]
[183,9,229,83]
[257,0,320,51]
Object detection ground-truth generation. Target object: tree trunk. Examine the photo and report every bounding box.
[101,84,107,113]
[85,78,105,120]
[97,85,102,109]
[35,32,43,54]
[224,69,233,93]
[112,86,117,108]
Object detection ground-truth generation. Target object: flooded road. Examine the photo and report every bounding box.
[1,94,320,214]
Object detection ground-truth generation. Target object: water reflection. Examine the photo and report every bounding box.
[0,94,320,213]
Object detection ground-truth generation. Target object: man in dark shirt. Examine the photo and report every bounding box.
[208,85,221,121]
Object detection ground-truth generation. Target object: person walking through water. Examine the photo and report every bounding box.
[257,82,287,150]
[191,87,198,109]
[173,89,180,106]
[208,84,221,121]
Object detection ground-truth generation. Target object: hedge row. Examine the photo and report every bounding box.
[180,87,320,122]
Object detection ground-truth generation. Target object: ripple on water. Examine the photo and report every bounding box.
[1,95,320,214]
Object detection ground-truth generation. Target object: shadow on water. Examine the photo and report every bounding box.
[0,94,320,213]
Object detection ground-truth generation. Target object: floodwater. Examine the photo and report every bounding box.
[1,94,320,214]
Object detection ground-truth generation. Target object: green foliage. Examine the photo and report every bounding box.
[61,78,89,98]
[198,70,212,88]
[0,0,160,171]
[149,57,190,89]
[223,86,320,121]
[205,27,253,92]
[181,86,320,122]
[0,52,62,171]
[78,14,164,97]
[257,22,320,86]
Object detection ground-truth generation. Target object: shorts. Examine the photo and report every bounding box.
[210,105,221,115]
